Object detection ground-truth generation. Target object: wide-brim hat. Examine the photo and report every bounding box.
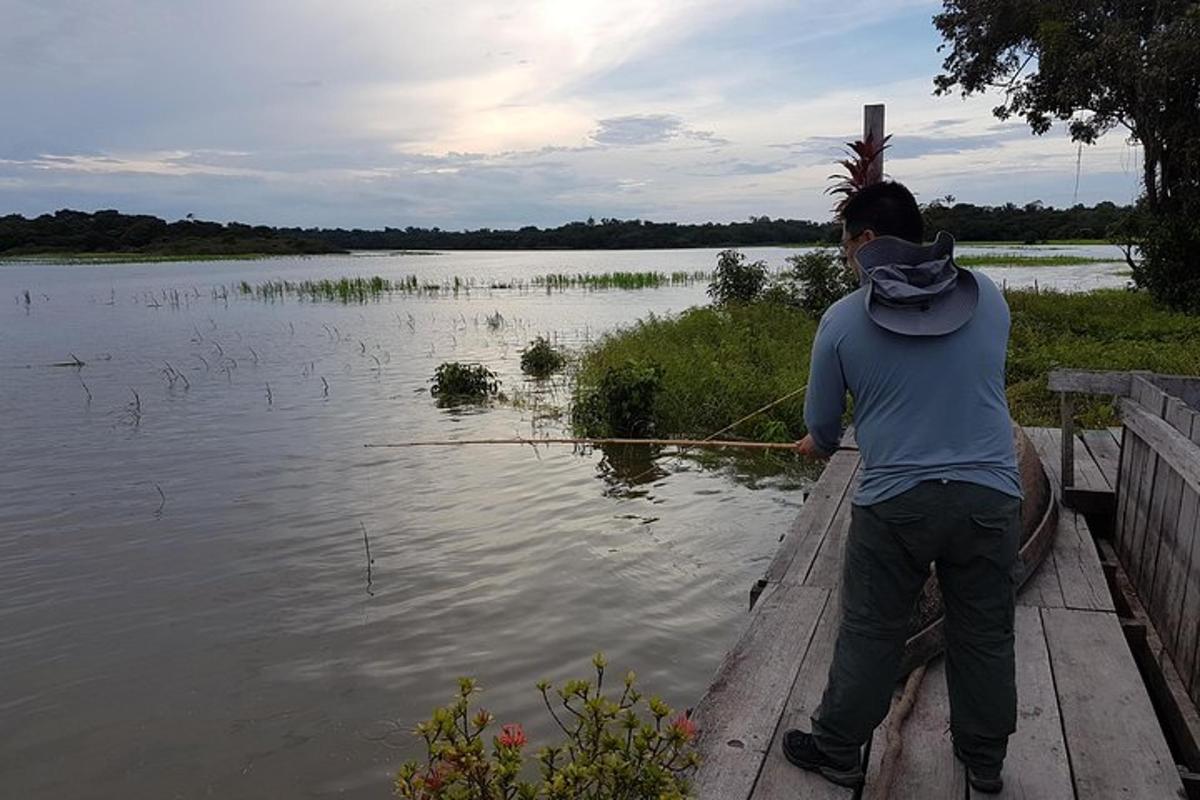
[858,231,979,337]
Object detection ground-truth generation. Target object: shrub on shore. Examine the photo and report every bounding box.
[573,289,1200,438]
[706,249,768,305]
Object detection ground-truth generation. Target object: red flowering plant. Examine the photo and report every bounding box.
[394,654,701,800]
[826,132,891,216]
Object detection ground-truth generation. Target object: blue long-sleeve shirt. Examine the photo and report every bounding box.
[803,271,1022,506]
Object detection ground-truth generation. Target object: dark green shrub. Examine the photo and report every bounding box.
[706,249,767,305]
[762,250,858,317]
[1130,210,1200,314]
[520,336,567,378]
[430,362,500,402]
[573,360,665,437]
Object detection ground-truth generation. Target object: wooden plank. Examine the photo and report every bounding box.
[803,487,857,589]
[763,452,858,585]
[1137,444,1177,596]
[1026,427,1109,495]
[1026,427,1064,494]
[840,426,858,451]
[1041,607,1186,799]
[1166,480,1200,693]
[1072,435,1110,494]
[1122,398,1200,498]
[1179,422,1200,710]
[1116,428,1149,568]
[863,104,885,186]
[1132,373,1170,416]
[1108,553,1200,772]
[1017,549,1065,609]
[1123,428,1160,591]
[1054,510,1115,613]
[1047,368,1132,396]
[691,585,831,798]
[861,658,964,799]
[1145,399,1193,633]
[978,606,1073,800]
[1150,374,1200,412]
[1061,392,1076,490]
[752,592,856,800]
[1081,428,1121,489]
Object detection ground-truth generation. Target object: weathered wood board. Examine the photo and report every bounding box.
[1081,428,1121,488]
[763,451,857,586]
[976,606,1073,800]
[860,658,964,799]
[690,584,830,798]
[1042,607,1186,799]
[751,592,856,800]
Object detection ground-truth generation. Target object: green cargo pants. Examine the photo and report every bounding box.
[811,479,1021,772]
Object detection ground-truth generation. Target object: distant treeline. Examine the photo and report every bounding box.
[0,201,1134,256]
[0,209,339,256]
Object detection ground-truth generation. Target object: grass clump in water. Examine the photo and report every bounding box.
[430,362,501,404]
[519,336,567,378]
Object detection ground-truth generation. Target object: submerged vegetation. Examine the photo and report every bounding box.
[232,271,710,302]
[572,289,1200,439]
[520,337,568,378]
[430,362,501,404]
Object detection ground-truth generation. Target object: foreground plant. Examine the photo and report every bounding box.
[395,654,700,800]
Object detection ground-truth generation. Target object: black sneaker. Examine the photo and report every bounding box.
[781,730,864,788]
[953,744,1003,794]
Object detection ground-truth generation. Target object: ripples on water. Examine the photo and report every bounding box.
[0,247,1123,798]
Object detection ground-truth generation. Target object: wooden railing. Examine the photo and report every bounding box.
[1048,368,1200,710]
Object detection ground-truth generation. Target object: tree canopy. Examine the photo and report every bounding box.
[934,0,1200,310]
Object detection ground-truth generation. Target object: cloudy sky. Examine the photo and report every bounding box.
[2,0,1144,228]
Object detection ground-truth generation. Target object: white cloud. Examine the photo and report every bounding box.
[0,0,1144,226]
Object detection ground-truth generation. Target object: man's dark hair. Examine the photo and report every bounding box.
[842,181,924,243]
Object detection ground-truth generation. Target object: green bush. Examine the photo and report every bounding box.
[574,305,817,440]
[1130,210,1200,314]
[394,655,699,800]
[520,337,567,378]
[431,362,501,403]
[573,360,665,437]
[571,290,1200,437]
[706,249,767,306]
[762,250,858,317]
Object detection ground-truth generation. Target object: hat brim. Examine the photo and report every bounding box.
[865,268,979,337]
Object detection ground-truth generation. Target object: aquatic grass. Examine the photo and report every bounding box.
[573,289,1200,438]
[519,336,567,378]
[430,362,501,404]
[229,271,710,303]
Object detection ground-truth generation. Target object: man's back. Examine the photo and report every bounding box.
[806,271,1021,506]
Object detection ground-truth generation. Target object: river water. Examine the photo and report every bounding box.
[0,246,1125,799]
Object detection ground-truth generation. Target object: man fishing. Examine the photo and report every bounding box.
[785,181,1022,794]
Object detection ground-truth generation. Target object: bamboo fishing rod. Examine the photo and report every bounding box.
[364,436,802,450]
[364,384,811,453]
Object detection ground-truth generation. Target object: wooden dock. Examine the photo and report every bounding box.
[691,380,1200,799]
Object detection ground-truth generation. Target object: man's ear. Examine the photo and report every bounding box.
[859,229,877,244]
